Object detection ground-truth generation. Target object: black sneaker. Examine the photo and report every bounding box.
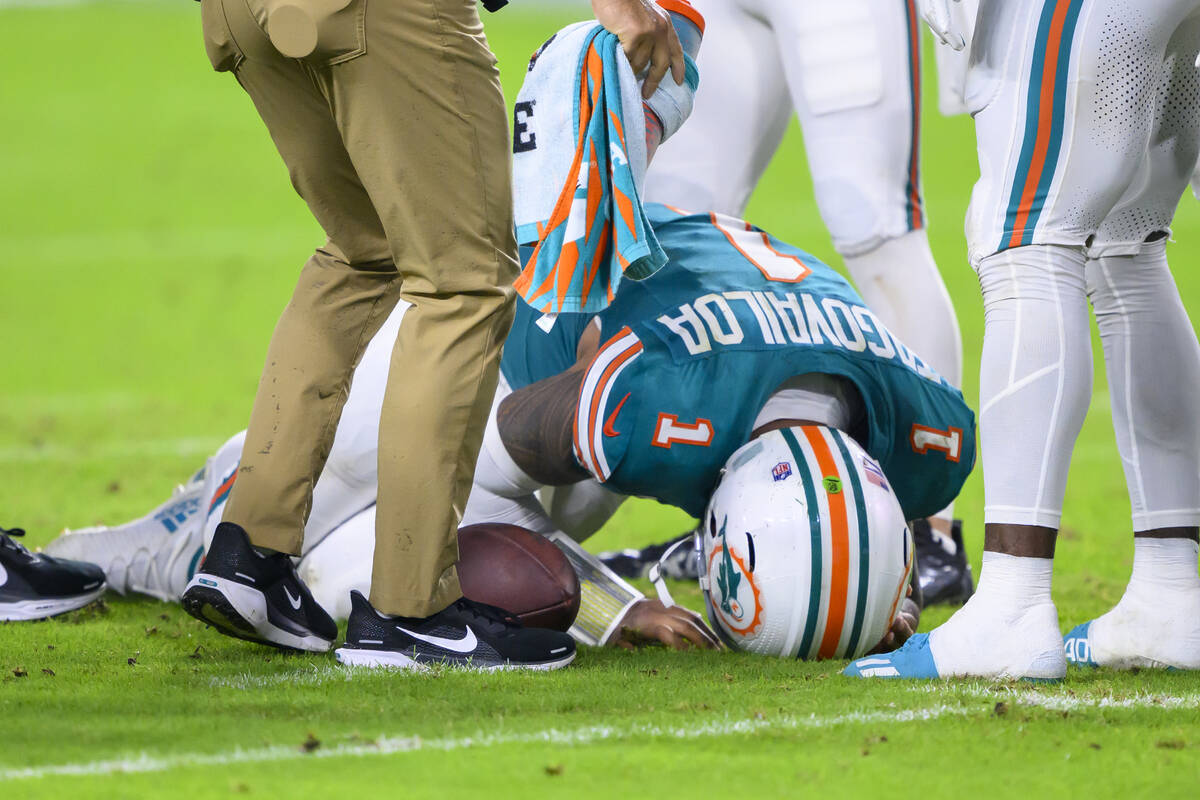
[598,530,699,580]
[913,519,975,606]
[0,526,106,620]
[181,522,336,652]
[335,590,576,671]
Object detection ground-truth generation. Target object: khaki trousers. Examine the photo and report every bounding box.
[201,0,518,616]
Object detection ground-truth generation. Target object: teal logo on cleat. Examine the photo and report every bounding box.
[198,577,218,588]
[1063,622,1097,667]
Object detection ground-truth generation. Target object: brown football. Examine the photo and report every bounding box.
[457,523,581,632]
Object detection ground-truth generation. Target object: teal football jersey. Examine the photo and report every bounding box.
[510,205,976,521]
[499,203,974,522]
[500,297,592,391]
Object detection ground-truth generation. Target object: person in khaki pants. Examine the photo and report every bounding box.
[181,0,685,670]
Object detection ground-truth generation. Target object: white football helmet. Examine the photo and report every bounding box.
[699,426,913,660]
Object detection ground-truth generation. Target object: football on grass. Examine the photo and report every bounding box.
[457,523,581,632]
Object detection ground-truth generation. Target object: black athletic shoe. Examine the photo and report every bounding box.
[598,530,700,580]
[181,522,336,652]
[913,519,974,606]
[0,526,107,620]
[335,590,576,671]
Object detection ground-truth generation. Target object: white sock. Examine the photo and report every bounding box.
[928,551,1065,679]
[1088,538,1200,669]
[972,550,1053,605]
[1128,537,1200,593]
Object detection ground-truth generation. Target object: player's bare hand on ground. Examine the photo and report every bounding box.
[612,598,722,650]
[866,597,921,655]
[591,0,685,98]
[919,0,965,50]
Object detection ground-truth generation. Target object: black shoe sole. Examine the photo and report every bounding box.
[181,578,333,653]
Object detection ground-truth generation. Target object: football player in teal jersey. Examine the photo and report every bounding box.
[50,204,976,657]
[499,204,972,521]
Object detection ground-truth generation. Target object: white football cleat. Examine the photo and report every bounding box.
[45,431,246,603]
[1064,589,1200,670]
[45,477,207,602]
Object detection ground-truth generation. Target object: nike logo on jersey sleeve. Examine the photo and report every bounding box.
[603,392,631,437]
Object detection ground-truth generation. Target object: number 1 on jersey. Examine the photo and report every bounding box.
[653,413,714,448]
[710,213,812,283]
[910,424,963,462]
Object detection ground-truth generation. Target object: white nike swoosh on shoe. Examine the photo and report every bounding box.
[0,561,7,587]
[284,586,302,610]
[395,625,478,654]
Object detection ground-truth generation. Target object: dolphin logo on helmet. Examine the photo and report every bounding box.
[715,521,741,619]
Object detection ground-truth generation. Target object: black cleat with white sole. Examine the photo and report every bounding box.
[181,522,337,652]
[913,518,975,607]
[336,590,576,671]
[0,526,107,621]
[598,530,699,580]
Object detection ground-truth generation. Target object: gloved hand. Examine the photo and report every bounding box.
[920,0,966,50]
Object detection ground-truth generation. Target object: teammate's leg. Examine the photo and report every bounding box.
[771,0,963,387]
[849,0,1199,679]
[928,245,1092,678]
[1063,12,1200,668]
[46,430,246,602]
[644,0,792,215]
[1068,243,1200,668]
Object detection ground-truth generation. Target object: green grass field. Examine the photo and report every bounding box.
[3,2,1200,796]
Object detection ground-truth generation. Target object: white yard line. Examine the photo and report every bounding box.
[910,682,1200,711]
[0,705,970,782]
[6,683,1197,781]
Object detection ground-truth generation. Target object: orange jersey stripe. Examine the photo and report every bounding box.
[581,330,643,478]
[1008,0,1073,247]
[904,0,923,229]
[803,427,851,659]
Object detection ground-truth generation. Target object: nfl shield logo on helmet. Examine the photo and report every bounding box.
[771,462,792,482]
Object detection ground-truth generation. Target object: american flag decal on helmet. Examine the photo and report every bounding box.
[862,457,889,492]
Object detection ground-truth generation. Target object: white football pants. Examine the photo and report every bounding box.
[969,0,1200,531]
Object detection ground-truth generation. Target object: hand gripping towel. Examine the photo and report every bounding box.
[512,20,700,316]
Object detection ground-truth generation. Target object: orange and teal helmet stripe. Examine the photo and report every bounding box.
[832,431,871,657]
[782,427,824,661]
[802,427,852,659]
